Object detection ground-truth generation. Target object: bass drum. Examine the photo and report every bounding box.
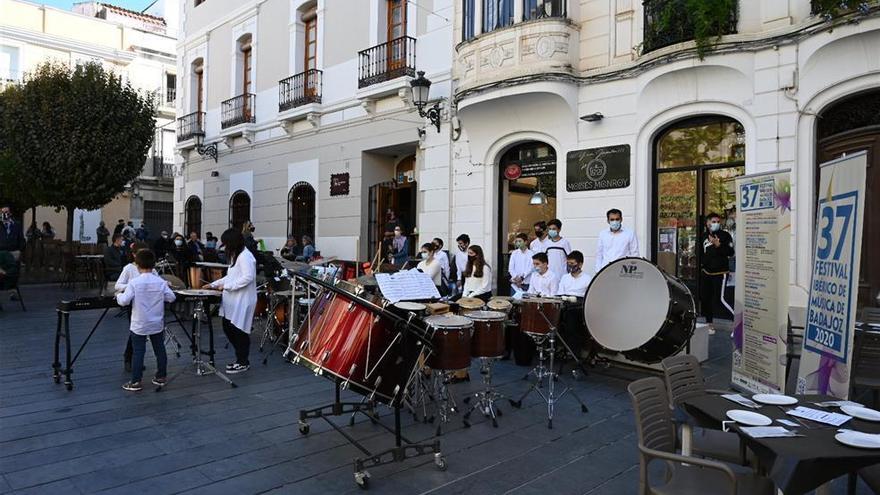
[584,257,696,364]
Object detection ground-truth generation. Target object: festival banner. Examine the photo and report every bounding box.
[797,152,867,399]
[731,170,791,394]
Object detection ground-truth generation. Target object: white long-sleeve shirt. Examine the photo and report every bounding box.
[114,263,158,292]
[416,258,442,286]
[556,272,592,298]
[436,250,450,281]
[529,237,546,254]
[453,247,468,281]
[116,272,176,336]
[543,237,571,279]
[507,248,534,286]
[595,227,640,273]
[527,270,559,297]
[209,249,257,333]
[462,265,492,298]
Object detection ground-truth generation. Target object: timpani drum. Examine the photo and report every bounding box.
[457,297,484,315]
[464,310,507,359]
[486,297,513,316]
[425,315,473,371]
[519,298,563,336]
[584,257,696,363]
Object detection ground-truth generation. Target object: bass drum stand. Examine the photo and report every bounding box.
[509,306,589,429]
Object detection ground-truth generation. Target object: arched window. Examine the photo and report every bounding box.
[184,196,202,237]
[229,190,251,231]
[653,115,745,301]
[288,182,316,241]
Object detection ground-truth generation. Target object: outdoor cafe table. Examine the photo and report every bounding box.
[680,394,880,494]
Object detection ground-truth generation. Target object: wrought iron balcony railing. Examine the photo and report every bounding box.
[177,111,204,142]
[279,69,323,111]
[221,93,256,129]
[165,86,176,105]
[642,0,738,54]
[151,156,174,178]
[358,36,416,89]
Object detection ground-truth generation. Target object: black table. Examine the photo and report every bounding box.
[681,394,880,494]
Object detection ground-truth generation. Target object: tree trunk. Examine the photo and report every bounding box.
[66,206,75,253]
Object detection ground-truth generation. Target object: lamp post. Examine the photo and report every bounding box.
[193,131,218,162]
[409,71,442,133]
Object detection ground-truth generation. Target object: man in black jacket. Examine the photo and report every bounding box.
[701,212,734,335]
[103,234,126,281]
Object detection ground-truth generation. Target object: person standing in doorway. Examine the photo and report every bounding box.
[594,208,640,273]
[543,219,571,280]
[701,212,734,335]
[530,221,547,254]
[508,233,534,293]
[391,226,409,267]
[205,229,257,373]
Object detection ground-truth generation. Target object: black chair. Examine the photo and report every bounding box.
[851,328,880,409]
[0,261,26,311]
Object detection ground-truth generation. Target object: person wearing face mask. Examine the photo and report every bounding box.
[508,232,534,292]
[415,243,443,292]
[556,251,592,298]
[431,237,451,292]
[460,245,492,302]
[452,234,470,296]
[152,231,171,259]
[169,233,193,283]
[543,219,571,279]
[701,212,734,335]
[530,221,548,254]
[391,226,409,267]
[595,208,640,273]
[527,252,559,297]
[0,206,25,261]
[555,251,592,359]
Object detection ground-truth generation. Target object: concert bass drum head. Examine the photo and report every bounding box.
[584,258,669,352]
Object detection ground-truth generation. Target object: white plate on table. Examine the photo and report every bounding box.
[841,405,880,422]
[726,410,772,426]
[752,394,798,406]
[835,431,880,449]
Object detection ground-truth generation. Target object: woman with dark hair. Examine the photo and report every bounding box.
[461,244,492,302]
[204,228,257,373]
[416,242,443,293]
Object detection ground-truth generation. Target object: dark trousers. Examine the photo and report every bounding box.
[700,271,728,323]
[222,318,250,366]
[130,332,167,383]
[557,302,587,355]
[124,336,133,361]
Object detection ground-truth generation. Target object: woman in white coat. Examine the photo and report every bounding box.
[205,228,257,373]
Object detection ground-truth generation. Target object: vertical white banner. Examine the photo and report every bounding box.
[797,152,867,399]
[731,170,791,394]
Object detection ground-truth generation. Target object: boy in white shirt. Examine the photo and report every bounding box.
[508,232,533,292]
[543,218,571,280]
[530,221,547,254]
[556,250,592,298]
[116,249,176,391]
[527,252,559,297]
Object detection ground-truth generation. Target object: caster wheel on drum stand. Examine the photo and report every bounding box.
[509,399,522,409]
[298,421,310,435]
[547,419,553,429]
[492,417,498,428]
[354,471,370,489]
[434,454,448,471]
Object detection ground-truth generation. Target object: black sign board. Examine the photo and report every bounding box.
[566,145,630,192]
[330,173,350,197]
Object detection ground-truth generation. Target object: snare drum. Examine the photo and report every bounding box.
[457,297,484,315]
[393,301,427,318]
[425,315,473,371]
[465,310,506,358]
[519,297,563,336]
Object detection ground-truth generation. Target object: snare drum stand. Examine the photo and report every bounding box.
[158,299,235,391]
[462,358,503,428]
[432,371,460,436]
[509,308,589,429]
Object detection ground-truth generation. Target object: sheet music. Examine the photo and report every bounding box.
[375,270,440,303]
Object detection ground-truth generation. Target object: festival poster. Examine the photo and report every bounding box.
[731,170,791,394]
[797,152,867,399]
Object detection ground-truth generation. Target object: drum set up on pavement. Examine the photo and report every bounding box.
[245,256,697,489]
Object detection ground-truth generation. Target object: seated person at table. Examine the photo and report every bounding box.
[103,234,126,281]
[460,245,493,302]
[527,252,558,297]
[556,251,591,299]
[280,237,302,261]
[115,249,176,391]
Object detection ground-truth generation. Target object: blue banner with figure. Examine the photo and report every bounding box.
[797,152,867,399]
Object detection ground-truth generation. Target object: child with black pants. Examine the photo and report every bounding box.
[116,249,176,391]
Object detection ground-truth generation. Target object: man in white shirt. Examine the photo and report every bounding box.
[527,252,559,297]
[556,251,592,298]
[453,234,470,295]
[543,218,571,280]
[508,233,533,292]
[595,208,640,273]
[116,249,176,391]
[432,237,451,292]
[530,221,547,254]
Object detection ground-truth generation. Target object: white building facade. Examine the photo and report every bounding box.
[176,0,880,309]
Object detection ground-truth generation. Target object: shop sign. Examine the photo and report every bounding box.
[504,164,522,180]
[330,173,350,197]
[566,145,631,192]
[520,159,555,178]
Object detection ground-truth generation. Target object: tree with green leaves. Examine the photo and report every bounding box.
[0,61,155,246]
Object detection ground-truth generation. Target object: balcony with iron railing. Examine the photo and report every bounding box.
[166,86,176,105]
[177,111,204,142]
[221,93,256,129]
[279,69,322,112]
[150,156,175,178]
[642,0,738,54]
[358,36,416,89]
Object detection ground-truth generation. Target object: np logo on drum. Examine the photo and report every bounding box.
[619,263,644,279]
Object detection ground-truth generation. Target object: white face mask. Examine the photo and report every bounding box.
[548,229,559,239]
[609,220,622,231]
[709,222,721,232]
[174,239,183,246]
[420,252,428,259]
